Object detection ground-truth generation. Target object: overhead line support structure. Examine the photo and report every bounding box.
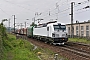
[8,18,10,33]
[12,15,16,33]
[70,2,75,38]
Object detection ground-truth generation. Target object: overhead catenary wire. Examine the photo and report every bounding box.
[0,7,11,16]
[74,0,90,8]
[39,7,70,19]
[28,0,62,15]
[34,0,71,18]
[75,8,90,14]
[75,5,90,11]
[3,0,70,20]
[59,1,90,21]
[37,0,90,21]
[3,0,71,21]
[36,6,70,20]
[3,0,35,12]
[0,6,16,28]
[51,7,90,19]
[45,0,90,17]
[2,0,90,24]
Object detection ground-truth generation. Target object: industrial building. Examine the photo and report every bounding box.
[66,21,90,38]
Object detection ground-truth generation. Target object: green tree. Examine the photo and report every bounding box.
[0,19,8,59]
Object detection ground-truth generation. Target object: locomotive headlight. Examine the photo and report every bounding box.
[62,38,64,40]
[52,33,55,37]
[66,33,67,35]
[66,33,67,36]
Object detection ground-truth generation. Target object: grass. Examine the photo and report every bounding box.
[2,34,40,60]
[69,38,90,44]
[2,34,68,60]
[35,47,68,60]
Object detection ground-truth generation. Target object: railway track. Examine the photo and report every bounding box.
[60,45,90,59]
[58,42,90,60]
[29,38,90,60]
[17,35,90,60]
[65,42,90,54]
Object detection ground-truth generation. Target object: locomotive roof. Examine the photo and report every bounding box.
[35,22,65,28]
[47,22,65,26]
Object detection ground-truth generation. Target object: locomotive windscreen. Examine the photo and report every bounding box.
[53,25,66,31]
[60,25,66,30]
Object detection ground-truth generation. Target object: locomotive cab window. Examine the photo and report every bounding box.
[47,27,49,31]
[60,25,66,30]
[53,25,66,31]
[53,25,60,31]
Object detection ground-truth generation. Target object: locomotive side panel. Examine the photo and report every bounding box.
[33,27,47,37]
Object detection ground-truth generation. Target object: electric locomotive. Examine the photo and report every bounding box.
[27,21,68,45]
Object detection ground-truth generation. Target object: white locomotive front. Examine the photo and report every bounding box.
[47,23,68,45]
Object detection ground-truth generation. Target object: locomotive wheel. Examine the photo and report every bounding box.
[45,39,49,44]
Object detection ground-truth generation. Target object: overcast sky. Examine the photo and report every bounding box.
[0,0,90,28]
